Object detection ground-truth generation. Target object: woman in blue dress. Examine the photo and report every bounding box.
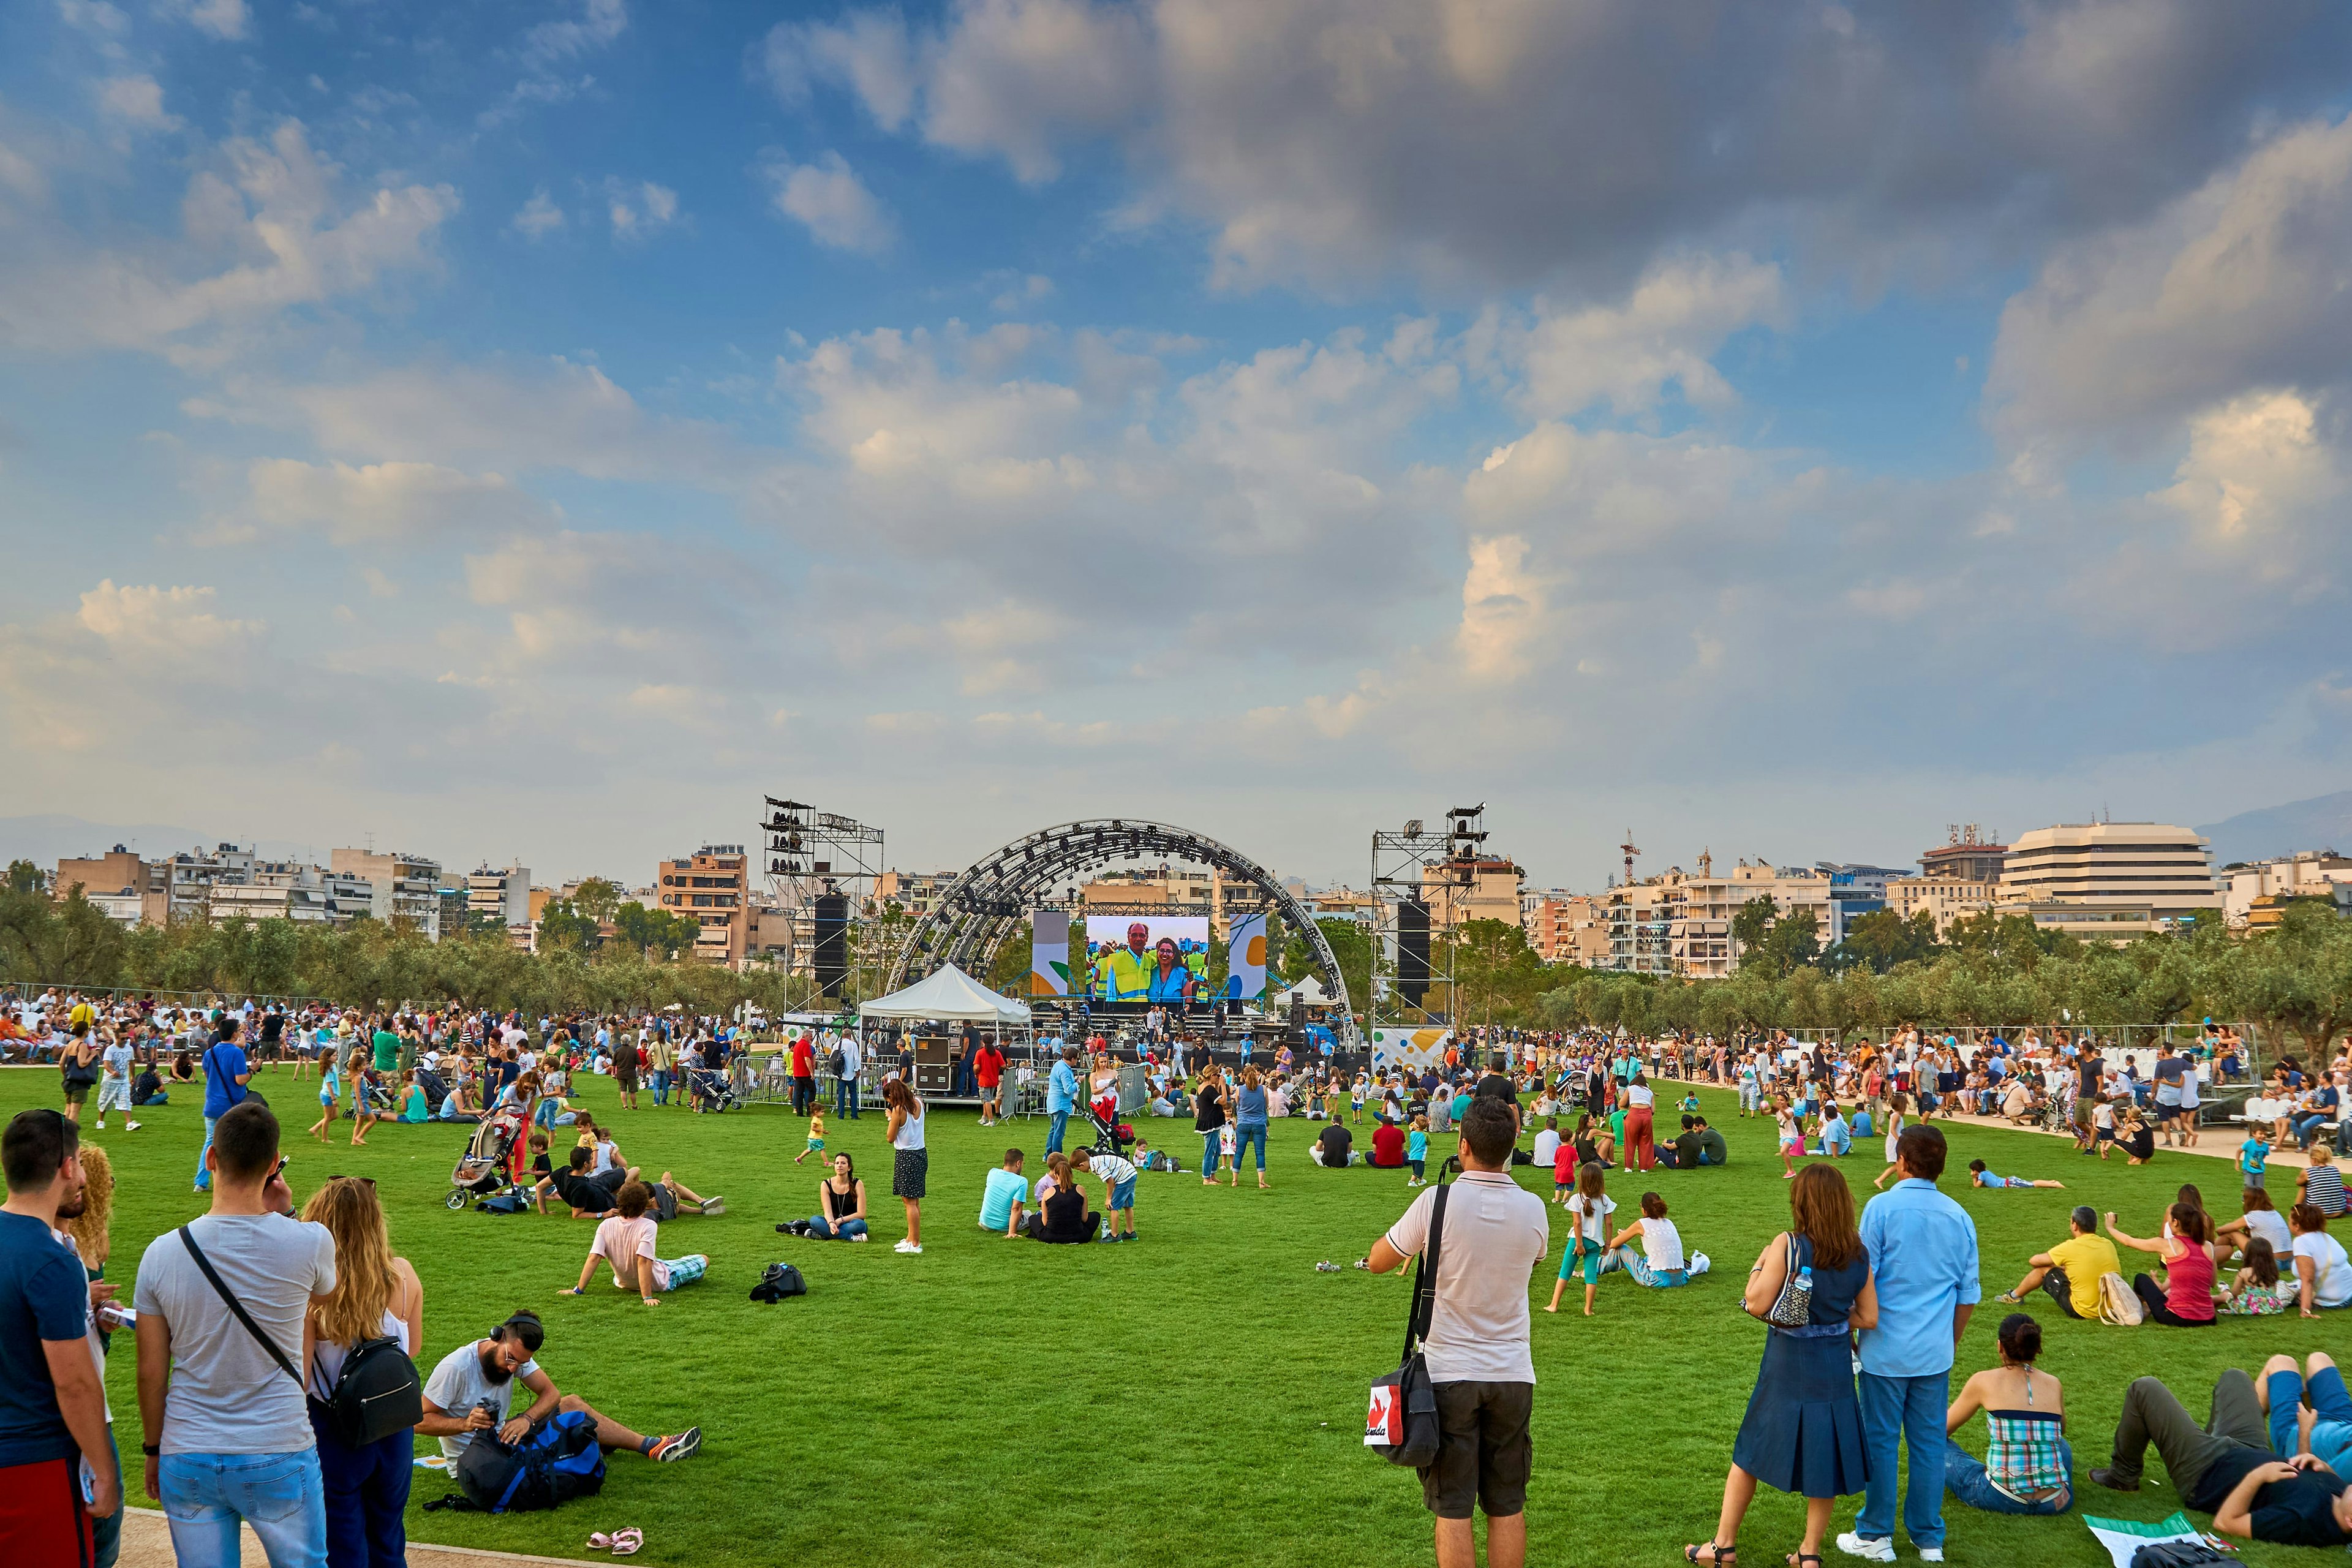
[1686,1163,1877,1568]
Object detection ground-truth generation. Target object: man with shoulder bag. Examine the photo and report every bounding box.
[1367,1097,1548,1568]
[134,1101,338,1568]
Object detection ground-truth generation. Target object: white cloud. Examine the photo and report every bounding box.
[95,75,181,131]
[1456,533,1544,680]
[244,458,559,544]
[75,580,261,651]
[58,1,129,36]
[1492,254,1787,419]
[2153,391,2348,590]
[763,151,894,254]
[165,0,248,40]
[1989,114,2352,453]
[187,356,745,484]
[0,121,456,359]
[511,189,565,238]
[606,179,679,239]
[989,271,1054,312]
[522,0,626,67]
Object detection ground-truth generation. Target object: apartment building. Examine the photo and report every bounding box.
[1602,855,1834,977]
[1082,866,1235,933]
[54,847,171,927]
[467,864,533,933]
[1521,891,1611,966]
[657,845,749,966]
[331,848,445,939]
[1418,857,1525,930]
[1997,822,2220,924]
[1887,876,1997,935]
[202,860,375,926]
[2224,851,2352,926]
[872,869,960,920]
[1920,825,2008,884]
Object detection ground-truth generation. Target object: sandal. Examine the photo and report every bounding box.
[1785,1555,1820,1568]
[1684,1546,1735,1566]
[611,1529,643,1556]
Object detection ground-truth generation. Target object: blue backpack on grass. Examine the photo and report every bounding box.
[453,1411,606,1513]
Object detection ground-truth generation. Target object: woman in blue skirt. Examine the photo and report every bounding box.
[1686,1163,1877,1568]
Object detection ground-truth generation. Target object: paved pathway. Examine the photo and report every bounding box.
[116,1509,610,1568]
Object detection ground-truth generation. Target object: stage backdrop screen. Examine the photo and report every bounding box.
[1085,915,1210,1003]
[1222,911,1268,1001]
[1029,911,1070,996]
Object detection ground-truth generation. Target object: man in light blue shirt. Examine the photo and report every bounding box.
[1841,1124,1978,1564]
[1046,1047,1080,1156]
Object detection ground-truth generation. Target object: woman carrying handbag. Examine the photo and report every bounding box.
[1685,1163,1877,1568]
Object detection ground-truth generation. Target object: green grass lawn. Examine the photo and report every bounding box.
[23,1065,2346,1567]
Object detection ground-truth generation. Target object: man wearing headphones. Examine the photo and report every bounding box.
[419,1311,701,1466]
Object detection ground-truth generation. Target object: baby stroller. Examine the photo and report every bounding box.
[1087,1103,1135,1158]
[445,1111,525,1210]
[687,1063,742,1114]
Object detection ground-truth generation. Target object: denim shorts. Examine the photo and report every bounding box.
[1109,1177,1136,1211]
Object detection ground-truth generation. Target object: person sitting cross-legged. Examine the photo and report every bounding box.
[561,1180,707,1305]
[979,1148,1027,1239]
[418,1310,702,1469]
[1943,1314,2072,1515]
[1994,1206,2117,1320]
[2092,1369,2352,1548]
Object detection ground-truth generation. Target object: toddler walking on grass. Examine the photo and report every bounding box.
[797,1109,826,1166]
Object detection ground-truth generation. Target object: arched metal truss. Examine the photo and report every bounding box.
[885,819,1356,1039]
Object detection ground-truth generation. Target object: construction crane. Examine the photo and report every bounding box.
[1619,829,1638,890]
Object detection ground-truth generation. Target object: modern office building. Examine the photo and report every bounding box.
[1996,822,2220,923]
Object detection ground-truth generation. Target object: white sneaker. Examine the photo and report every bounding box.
[1835,1534,1895,1563]
[94,1121,104,1131]
[125,1120,140,1131]
[903,1243,922,1254]
[1918,1550,1944,1564]
[893,1239,916,1253]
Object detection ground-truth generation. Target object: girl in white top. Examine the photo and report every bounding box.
[1548,1163,1617,1316]
[1775,1101,1803,1179]
[1607,1191,1703,1287]
[883,1079,928,1255]
[1874,1095,1909,1190]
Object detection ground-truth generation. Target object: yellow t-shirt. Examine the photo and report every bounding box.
[2048,1233,2121,1317]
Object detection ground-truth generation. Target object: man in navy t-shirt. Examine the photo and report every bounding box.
[1,1108,118,1560]
[193,1019,251,1193]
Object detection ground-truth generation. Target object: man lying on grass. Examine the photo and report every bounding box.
[2093,1368,2352,1547]
[562,1180,709,1304]
[420,1309,703,1464]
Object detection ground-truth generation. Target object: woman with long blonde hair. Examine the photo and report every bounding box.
[301,1177,423,1568]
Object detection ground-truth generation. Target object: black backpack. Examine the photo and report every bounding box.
[451,1411,606,1512]
[827,1046,846,1077]
[319,1334,424,1447]
[176,1226,423,1449]
[749,1263,807,1303]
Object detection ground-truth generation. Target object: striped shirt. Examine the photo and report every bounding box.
[2306,1164,2347,1216]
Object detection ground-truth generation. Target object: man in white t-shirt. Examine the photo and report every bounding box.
[134,1101,337,1568]
[1368,1096,1548,1568]
[419,1311,702,1467]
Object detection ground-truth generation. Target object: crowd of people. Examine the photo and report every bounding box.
[6,987,2352,1568]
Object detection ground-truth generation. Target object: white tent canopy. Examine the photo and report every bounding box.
[858,963,1032,1023]
[1267,976,1331,1008]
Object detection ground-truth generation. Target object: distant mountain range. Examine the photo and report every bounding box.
[2198,789,2352,868]
[0,815,318,870]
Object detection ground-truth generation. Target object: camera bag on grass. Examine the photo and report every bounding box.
[176,1224,424,1447]
[1366,1185,1449,1468]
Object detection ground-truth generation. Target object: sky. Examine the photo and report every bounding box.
[3,0,2351,892]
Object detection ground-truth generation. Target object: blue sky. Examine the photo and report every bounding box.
[4,0,2351,889]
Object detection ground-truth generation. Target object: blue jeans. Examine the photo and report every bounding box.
[94,1426,122,1568]
[1047,1110,1069,1155]
[835,1077,859,1118]
[1202,1131,1224,1177]
[1858,1370,1950,1547]
[159,1449,328,1568]
[310,1408,410,1568]
[651,1069,670,1105]
[809,1215,868,1240]
[1943,1436,2071,1514]
[194,1115,218,1189]
[1235,1121,1267,1172]
[2296,1113,2333,1148]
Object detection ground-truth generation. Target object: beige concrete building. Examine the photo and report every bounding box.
[54,848,171,926]
[1419,857,1524,931]
[467,864,532,933]
[1602,855,1832,977]
[1523,892,1612,966]
[1888,876,1997,935]
[2224,851,2352,926]
[657,845,749,965]
[1997,822,2219,923]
